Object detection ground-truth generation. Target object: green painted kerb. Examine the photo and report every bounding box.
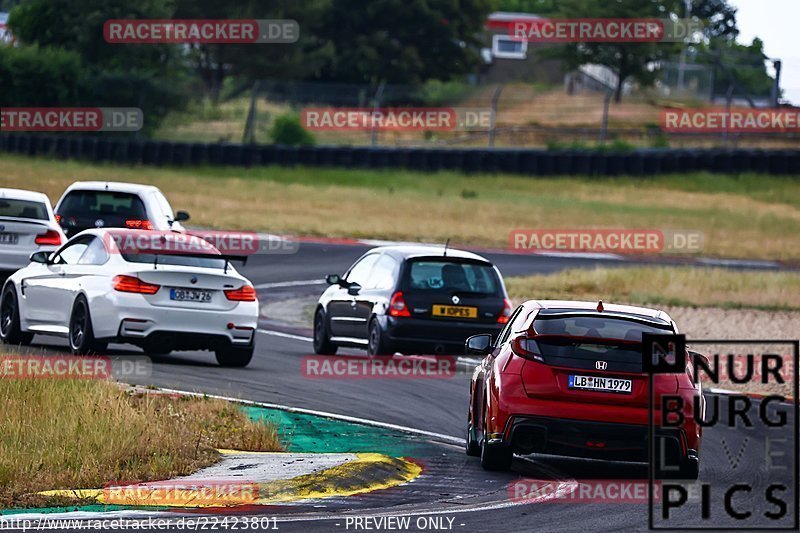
[243,405,423,456]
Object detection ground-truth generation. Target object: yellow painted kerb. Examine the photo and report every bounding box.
[38,452,422,507]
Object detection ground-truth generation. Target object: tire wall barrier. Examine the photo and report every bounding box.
[1,134,798,175]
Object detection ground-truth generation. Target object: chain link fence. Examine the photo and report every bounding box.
[238,72,795,150]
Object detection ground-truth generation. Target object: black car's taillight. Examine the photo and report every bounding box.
[497,298,513,323]
[389,291,411,317]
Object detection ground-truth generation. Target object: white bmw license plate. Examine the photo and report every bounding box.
[569,374,632,394]
[0,233,19,245]
[170,288,212,303]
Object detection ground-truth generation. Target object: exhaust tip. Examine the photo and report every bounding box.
[513,427,547,454]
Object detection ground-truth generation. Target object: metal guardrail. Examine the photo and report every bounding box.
[1,133,799,175]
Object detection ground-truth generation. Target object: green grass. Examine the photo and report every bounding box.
[505,267,800,311]
[1,153,799,260]
[0,375,282,508]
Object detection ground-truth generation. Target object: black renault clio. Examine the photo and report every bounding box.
[313,245,512,355]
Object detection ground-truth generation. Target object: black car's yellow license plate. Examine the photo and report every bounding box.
[432,305,478,319]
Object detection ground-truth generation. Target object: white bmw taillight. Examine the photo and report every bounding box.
[224,285,257,302]
[113,275,160,295]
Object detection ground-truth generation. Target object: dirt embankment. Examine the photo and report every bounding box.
[665,306,797,396]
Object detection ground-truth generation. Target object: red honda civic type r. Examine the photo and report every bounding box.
[466,300,704,479]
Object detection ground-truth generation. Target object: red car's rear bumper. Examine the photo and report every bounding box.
[486,373,702,462]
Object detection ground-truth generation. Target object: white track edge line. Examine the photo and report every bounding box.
[153,386,464,445]
[256,329,483,369]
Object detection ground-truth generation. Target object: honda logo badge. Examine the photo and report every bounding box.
[595,361,608,370]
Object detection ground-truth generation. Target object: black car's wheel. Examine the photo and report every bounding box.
[0,285,33,345]
[215,344,254,367]
[480,409,513,471]
[313,308,337,355]
[69,296,105,355]
[367,318,392,356]
[466,411,481,457]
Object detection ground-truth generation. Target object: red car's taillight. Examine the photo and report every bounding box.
[389,291,411,317]
[224,285,257,302]
[497,298,513,323]
[511,336,544,362]
[35,229,62,246]
[113,275,160,295]
[125,219,154,230]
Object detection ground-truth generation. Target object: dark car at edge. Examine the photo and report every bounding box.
[313,245,512,356]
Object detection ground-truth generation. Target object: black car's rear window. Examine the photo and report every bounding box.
[402,260,500,295]
[0,199,48,220]
[533,315,672,342]
[58,191,147,219]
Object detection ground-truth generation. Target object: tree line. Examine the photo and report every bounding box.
[0,0,775,133]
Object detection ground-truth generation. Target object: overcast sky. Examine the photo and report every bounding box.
[727,0,799,104]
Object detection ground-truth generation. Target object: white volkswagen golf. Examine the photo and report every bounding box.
[0,229,258,367]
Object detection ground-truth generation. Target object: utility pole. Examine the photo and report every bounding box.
[488,85,503,148]
[771,59,782,108]
[676,0,692,93]
[370,83,385,147]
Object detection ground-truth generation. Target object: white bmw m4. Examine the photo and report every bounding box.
[0,229,259,367]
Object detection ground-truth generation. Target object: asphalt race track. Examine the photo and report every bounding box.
[18,242,799,532]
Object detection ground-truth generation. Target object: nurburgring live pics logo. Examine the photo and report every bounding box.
[645,336,797,529]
